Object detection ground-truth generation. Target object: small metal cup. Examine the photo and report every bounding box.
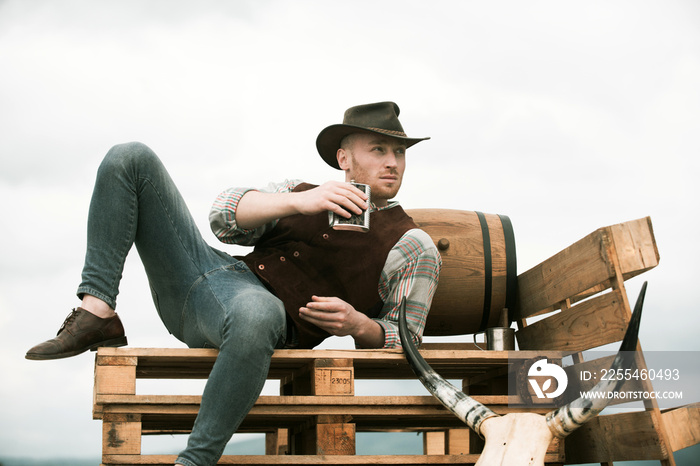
[474,327,515,351]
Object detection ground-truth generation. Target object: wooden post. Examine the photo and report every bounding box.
[102,413,142,455]
[94,353,140,459]
[423,431,446,454]
[315,416,356,455]
[312,358,354,396]
[286,358,356,455]
[93,354,137,418]
[265,428,289,455]
[603,230,676,466]
[312,359,355,454]
[447,428,471,455]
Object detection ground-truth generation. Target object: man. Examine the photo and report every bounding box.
[26,101,441,466]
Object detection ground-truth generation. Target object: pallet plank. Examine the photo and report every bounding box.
[97,348,561,380]
[516,291,627,351]
[565,410,667,462]
[661,403,700,452]
[515,217,659,320]
[101,453,565,465]
[516,227,613,319]
[609,217,659,279]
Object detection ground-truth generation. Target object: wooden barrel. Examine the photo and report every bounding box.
[406,209,517,336]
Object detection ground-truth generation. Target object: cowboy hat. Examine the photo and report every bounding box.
[316,101,430,169]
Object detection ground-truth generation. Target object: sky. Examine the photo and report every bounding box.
[1,0,699,460]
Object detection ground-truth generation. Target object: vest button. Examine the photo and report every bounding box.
[258,264,265,270]
[280,256,286,262]
[293,251,300,257]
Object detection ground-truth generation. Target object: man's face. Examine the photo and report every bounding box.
[337,133,407,207]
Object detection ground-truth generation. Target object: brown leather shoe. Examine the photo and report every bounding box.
[26,308,127,360]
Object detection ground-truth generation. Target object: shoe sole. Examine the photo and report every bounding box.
[25,336,128,361]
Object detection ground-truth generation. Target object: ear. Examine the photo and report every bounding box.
[337,148,350,171]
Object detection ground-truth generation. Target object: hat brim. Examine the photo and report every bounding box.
[316,124,430,170]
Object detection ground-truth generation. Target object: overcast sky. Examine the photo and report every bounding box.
[1,0,698,460]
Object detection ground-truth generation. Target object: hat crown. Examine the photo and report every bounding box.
[342,101,406,137]
[316,101,429,169]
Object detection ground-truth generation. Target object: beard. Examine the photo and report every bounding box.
[347,158,402,206]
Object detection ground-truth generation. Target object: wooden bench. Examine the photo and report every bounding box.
[93,211,699,465]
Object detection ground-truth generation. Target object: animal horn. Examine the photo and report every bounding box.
[399,297,498,436]
[546,282,647,438]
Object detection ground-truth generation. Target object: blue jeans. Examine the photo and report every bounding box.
[77,142,287,466]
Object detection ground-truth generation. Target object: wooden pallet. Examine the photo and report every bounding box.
[94,347,566,464]
[92,215,699,465]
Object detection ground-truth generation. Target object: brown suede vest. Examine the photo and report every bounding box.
[242,183,418,348]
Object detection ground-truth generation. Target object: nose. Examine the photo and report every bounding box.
[385,150,399,168]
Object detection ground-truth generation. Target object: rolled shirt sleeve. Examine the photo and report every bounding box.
[373,228,441,349]
[209,179,302,246]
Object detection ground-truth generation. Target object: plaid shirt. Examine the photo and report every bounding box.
[209,180,441,349]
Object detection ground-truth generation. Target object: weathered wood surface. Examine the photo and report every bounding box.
[99,453,567,465]
[565,410,671,463]
[515,217,658,320]
[97,394,548,422]
[95,347,562,381]
[662,402,700,452]
[516,291,628,351]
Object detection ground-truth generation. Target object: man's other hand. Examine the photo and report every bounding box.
[299,296,384,348]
